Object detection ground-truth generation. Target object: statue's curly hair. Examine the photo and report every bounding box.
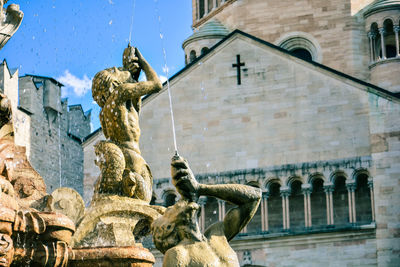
[91,68,123,108]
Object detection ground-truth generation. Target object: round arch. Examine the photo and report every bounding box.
[286,175,304,187]
[264,177,282,192]
[307,172,327,185]
[276,32,322,63]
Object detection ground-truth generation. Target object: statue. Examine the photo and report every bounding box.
[152,156,262,266]
[0,0,23,50]
[0,93,47,210]
[91,44,162,202]
[0,93,76,267]
[72,46,164,249]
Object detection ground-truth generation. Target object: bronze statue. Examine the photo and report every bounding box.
[91,45,162,202]
[72,46,164,249]
[152,156,261,266]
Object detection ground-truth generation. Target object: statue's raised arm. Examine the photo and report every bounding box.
[152,156,261,267]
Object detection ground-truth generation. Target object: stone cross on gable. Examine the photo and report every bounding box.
[232,54,245,85]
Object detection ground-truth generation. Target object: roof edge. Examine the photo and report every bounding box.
[145,29,399,104]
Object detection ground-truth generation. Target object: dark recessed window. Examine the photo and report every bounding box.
[291,48,312,61]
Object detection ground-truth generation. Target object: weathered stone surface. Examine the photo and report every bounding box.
[72,196,163,248]
[69,246,155,267]
[47,187,85,225]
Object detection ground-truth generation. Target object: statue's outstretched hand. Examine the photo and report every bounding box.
[171,156,198,202]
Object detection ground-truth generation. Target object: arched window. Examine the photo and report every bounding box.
[383,19,396,58]
[310,178,326,228]
[267,182,283,233]
[332,175,348,225]
[189,50,197,63]
[246,182,262,234]
[201,47,209,55]
[291,48,312,61]
[289,180,304,231]
[164,192,177,207]
[369,23,379,62]
[204,196,218,229]
[355,173,372,224]
[199,0,205,18]
[278,34,321,62]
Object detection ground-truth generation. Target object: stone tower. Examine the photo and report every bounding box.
[0,64,91,196]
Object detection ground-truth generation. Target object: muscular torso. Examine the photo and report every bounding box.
[164,224,239,267]
[101,98,141,144]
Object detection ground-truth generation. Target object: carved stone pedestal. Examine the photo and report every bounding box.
[69,246,155,267]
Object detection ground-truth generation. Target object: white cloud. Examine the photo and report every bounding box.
[57,70,92,98]
[159,75,167,83]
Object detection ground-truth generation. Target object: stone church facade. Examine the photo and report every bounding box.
[0,60,91,195]
[83,1,400,266]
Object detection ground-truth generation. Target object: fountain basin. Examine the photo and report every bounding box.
[69,246,155,267]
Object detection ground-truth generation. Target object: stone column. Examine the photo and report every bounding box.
[346,182,357,224]
[261,192,269,232]
[368,32,376,63]
[323,184,334,225]
[379,28,386,60]
[196,0,200,20]
[199,196,207,233]
[302,185,312,228]
[204,0,208,15]
[218,199,225,221]
[280,188,290,230]
[213,0,217,9]
[394,26,400,57]
[368,180,375,222]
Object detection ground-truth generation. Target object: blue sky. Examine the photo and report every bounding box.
[1,0,193,130]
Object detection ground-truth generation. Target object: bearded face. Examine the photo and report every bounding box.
[151,200,200,254]
[0,233,13,267]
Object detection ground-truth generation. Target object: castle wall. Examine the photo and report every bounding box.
[68,105,91,140]
[16,76,89,194]
[0,63,32,154]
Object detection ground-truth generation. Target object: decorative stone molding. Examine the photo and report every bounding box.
[275,31,323,63]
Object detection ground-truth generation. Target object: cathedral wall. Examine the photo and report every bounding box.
[152,229,376,267]
[193,0,370,81]
[369,94,400,266]
[233,230,377,266]
[140,36,373,179]
[370,61,400,93]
